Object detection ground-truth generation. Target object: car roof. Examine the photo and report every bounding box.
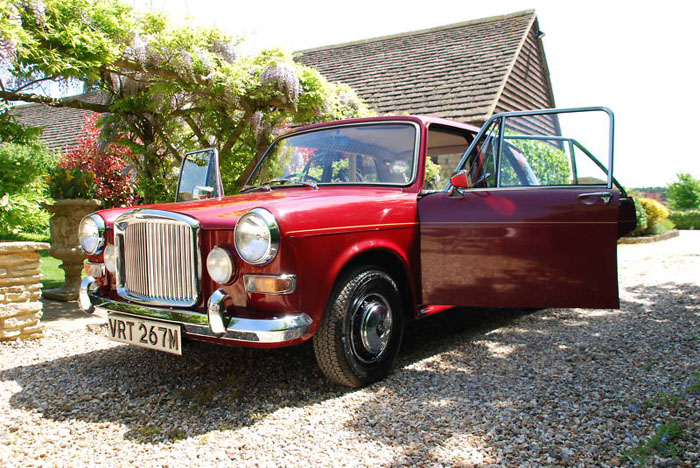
[288,115,480,135]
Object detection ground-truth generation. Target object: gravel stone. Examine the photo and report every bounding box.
[1,232,698,467]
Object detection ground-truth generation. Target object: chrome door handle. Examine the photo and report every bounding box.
[578,192,612,204]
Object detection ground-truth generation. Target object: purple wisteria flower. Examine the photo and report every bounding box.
[211,39,237,64]
[260,63,302,103]
[0,37,17,65]
[28,0,46,25]
[194,48,213,74]
[124,33,149,64]
[1,5,21,66]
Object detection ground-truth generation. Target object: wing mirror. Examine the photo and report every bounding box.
[176,148,224,202]
[449,170,469,189]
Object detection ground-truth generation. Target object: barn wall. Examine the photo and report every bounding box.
[495,20,559,137]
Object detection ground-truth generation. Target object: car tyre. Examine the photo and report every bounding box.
[313,266,404,388]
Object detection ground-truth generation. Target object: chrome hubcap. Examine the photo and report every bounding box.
[353,293,393,362]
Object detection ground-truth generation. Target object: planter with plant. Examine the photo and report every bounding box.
[41,167,101,301]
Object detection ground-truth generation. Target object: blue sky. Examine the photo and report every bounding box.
[123,1,697,187]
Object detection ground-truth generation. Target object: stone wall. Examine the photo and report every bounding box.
[0,242,50,341]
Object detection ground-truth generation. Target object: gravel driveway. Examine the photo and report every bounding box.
[1,232,698,467]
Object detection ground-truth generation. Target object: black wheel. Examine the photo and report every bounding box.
[313,266,404,387]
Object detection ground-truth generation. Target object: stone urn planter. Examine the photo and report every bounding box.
[42,199,102,301]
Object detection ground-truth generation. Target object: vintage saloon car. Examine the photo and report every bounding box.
[78,107,636,387]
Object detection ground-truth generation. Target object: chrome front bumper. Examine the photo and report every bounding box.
[79,277,312,344]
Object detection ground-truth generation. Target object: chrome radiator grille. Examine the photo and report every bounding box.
[115,211,200,307]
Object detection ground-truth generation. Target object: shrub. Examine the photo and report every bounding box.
[58,114,138,208]
[507,137,571,186]
[630,197,648,235]
[45,166,96,200]
[0,143,55,235]
[629,197,672,237]
[0,143,56,195]
[669,210,700,230]
[640,198,669,229]
[667,173,700,210]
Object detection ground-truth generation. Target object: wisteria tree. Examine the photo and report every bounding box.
[0,0,370,202]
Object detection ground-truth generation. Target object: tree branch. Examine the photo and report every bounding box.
[0,90,110,112]
[182,115,210,147]
[12,76,59,93]
[220,109,252,156]
[154,126,182,164]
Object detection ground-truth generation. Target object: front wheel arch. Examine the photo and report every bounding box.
[333,248,416,321]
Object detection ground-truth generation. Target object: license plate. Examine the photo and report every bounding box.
[107,314,182,355]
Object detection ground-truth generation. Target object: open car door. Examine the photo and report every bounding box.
[419,107,627,309]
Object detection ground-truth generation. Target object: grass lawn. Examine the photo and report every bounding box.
[39,250,64,290]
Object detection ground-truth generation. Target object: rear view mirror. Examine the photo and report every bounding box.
[176,148,223,202]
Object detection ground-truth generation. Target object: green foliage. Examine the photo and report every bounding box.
[507,138,571,185]
[423,157,442,190]
[640,198,669,229]
[0,231,49,242]
[667,173,700,210]
[45,166,96,199]
[0,142,56,194]
[1,0,372,203]
[0,190,50,234]
[631,197,648,235]
[621,421,683,467]
[629,197,672,237]
[668,209,700,230]
[0,103,43,145]
[0,142,54,235]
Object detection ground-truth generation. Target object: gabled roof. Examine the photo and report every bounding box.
[9,92,109,152]
[297,10,538,123]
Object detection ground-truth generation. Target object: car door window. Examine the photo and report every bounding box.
[499,112,610,187]
[424,127,472,190]
[461,120,499,188]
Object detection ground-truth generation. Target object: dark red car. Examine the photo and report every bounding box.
[78,107,636,387]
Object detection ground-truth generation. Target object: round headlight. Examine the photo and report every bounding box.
[79,214,105,255]
[234,208,280,265]
[104,243,117,274]
[207,246,235,284]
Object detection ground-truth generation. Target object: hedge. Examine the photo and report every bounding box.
[668,210,700,230]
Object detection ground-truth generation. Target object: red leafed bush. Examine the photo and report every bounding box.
[60,114,138,208]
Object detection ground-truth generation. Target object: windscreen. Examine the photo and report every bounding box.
[247,123,418,187]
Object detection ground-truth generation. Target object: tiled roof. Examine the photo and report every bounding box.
[9,92,109,152]
[297,10,537,124]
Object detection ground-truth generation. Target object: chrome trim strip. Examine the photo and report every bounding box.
[81,291,312,344]
[207,289,228,335]
[78,276,99,314]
